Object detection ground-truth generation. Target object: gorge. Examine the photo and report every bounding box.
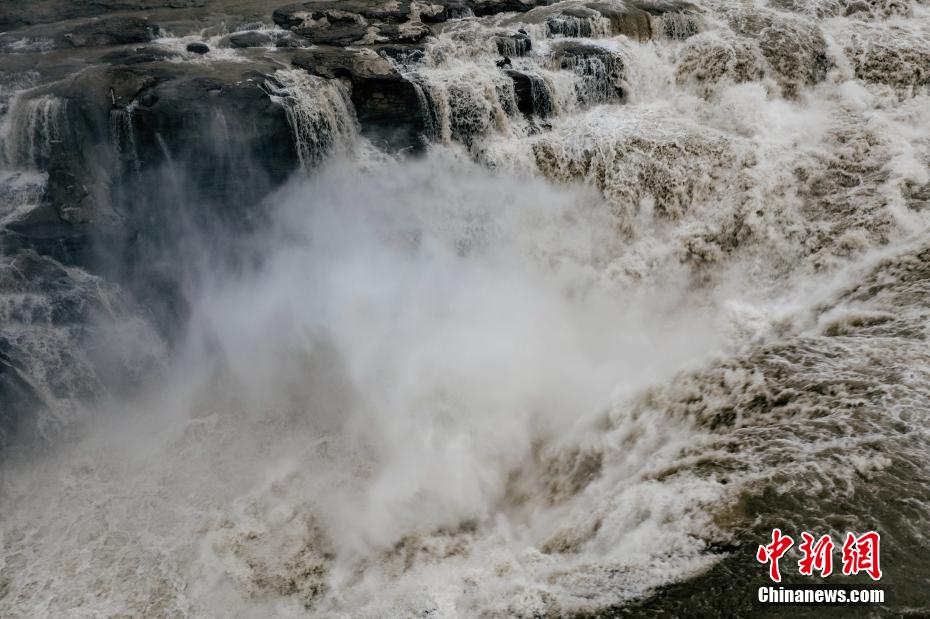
[1,0,929,616]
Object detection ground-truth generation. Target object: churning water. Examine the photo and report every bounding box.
[1,0,930,616]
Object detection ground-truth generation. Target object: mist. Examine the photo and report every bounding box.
[4,0,930,615]
[0,152,743,616]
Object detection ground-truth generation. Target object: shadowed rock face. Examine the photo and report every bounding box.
[271,0,562,45]
[516,0,697,42]
[4,59,297,266]
[727,9,831,98]
[549,41,627,102]
[496,30,533,56]
[0,16,161,52]
[291,47,427,151]
[0,0,703,268]
[225,29,307,48]
[506,69,554,117]
[273,1,439,46]
[0,0,702,451]
[0,0,208,30]
[0,348,42,451]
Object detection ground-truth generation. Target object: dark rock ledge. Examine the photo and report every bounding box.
[0,0,702,262]
[0,0,698,450]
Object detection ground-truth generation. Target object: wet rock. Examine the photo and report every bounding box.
[0,0,206,30]
[552,6,604,37]
[64,16,160,48]
[769,0,912,19]
[549,41,626,103]
[6,59,297,266]
[127,63,298,202]
[292,21,371,46]
[274,33,308,48]
[1,66,150,254]
[374,44,427,65]
[374,22,433,43]
[274,1,416,29]
[443,3,476,19]
[505,69,554,118]
[272,0,565,46]
[518,1,651,41]
[186,42,210,54]
[495,30,532,56]
[516,0,697,42]
[844,23,930,91]
[632,0,700,39]
[676,33,766,97]
[730,11,830,98]
[757,20,829,97]
[224,30,309,49]
[0,248,163,453]
[469,0,557,16]
[292,46,396,80]
[292,47,427,151]
[0,15,160,52]
[273,0,417,45]
[100,46,183,65]
[227,31,274,48]
[0,345,42,452]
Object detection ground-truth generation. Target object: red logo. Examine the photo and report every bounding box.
[798,532,834,577]
[841,531,882,581]
[757,530,882,582]
[756,528,794,582]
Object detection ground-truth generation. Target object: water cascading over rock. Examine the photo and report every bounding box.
[2,0,930,616]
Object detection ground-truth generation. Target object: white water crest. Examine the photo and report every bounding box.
[0,94,64,170]
[2,0,930,616]
[268,69,360,169]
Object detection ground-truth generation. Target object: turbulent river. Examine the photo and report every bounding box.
[1,0,930,616]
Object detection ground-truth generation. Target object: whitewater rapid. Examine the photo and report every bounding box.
[2,0,930,616]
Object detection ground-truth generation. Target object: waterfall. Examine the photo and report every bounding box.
[0,94,65,169]
[3,0,930,617]
[267,69,360,169]
[408,65,521,148]
[655,11,701,40]
[0,91,64,228]
[109,105,141,177]
[546,12,613,38]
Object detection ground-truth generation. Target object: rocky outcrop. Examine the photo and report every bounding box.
[272,1,437,45]
[469,0,557,15]
[0,347,42,452]
[0,248,163,453]
[3,58,298,268]
[0,15,160,53]
[506,70,554,117]
[291,47,428,151]
[0,0,702,272]
[64,16,160,47]
[728,10,831,98]
[271,0,561,45]
[496,30,533,56]
[100,45,182,65]
[0,0,883,462]
[225,30,307,48]
[0,0,207,30]
[675,33,766,98]
[514,0,698,42]
[548,41,626,103]
[844,22,930,91]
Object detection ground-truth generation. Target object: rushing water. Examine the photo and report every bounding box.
[1,0,930,616]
